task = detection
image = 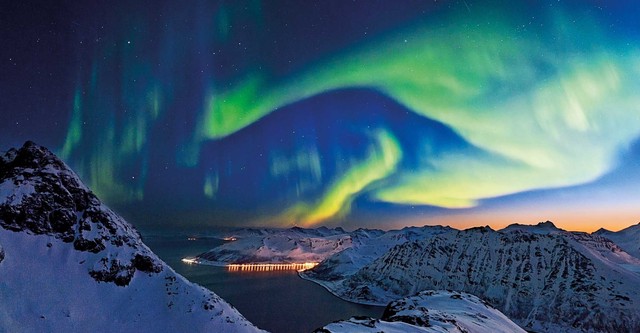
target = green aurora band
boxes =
[276,129,402,226]
[59,5,640,226]
[194,10,640,224]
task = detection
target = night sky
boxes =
[2,0,640,231]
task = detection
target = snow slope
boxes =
[0,141,264,332]
[315,290,525,333]
[306,226,453,281]
[595,223,640,259]
[195,227,352,265]
[307,226,640,332]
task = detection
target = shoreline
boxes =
[184,258,320,271]
[183,256,387,307]
[297,271,387,307]
[182,257,387,308]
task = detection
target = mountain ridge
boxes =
[303,227,640,332]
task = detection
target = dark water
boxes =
[141,232,384,333]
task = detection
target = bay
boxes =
[141,231,384,333]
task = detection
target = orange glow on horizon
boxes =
[392,208,640,233]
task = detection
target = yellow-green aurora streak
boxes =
[198,10,640,224]
[277,129,401,226]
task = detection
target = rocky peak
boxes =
[1,141,95,238]
[465,225,494,233]
[0,141,161,286]
[537,220,558,229]
[593,227,611,235]
[500,220,563,234]
[1,141,67,176]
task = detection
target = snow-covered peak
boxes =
[0,141,264,332]
[315,290,525,333]
[0,141,160,285]
[500,220,563,234]
[593,222,640,259]
[196,228,352,265]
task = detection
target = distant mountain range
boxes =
[195,226,352,265]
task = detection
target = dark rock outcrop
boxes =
[0,141,162,286]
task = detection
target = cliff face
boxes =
[0,141,163,285]
[0,141,264,332]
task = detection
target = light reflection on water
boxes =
[227,262,319,272]
[141,232,384,333]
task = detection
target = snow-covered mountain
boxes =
[304,226,453,282]
[195,226,352,265]
[595,223,640,259]
[0,141,264,332]
[186,216,640,332]
[315,290,525,333]
[305,225,640,332]
[194,224,453,272]
[500,220,563,234]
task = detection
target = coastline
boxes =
[297,271,387,307]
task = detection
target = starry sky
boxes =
[2,0,640,232]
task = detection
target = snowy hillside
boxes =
[595,223,640,259]
[305,226,453,281]
[315,290,525,333]
[194,225,452,273]
[194,226,352,265]
[306,226,640,332]
[0,141,264,332]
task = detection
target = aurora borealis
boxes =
[2,1,640,231]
